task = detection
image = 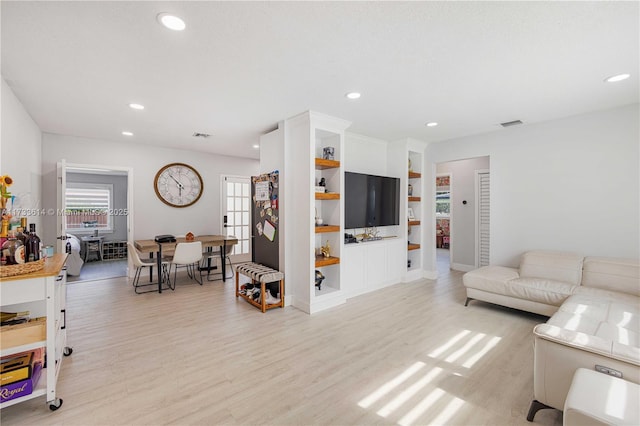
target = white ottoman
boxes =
[564,368,639,426]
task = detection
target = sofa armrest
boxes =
[463,266,519,293]
[533,323,640,366]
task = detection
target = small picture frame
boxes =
[407,208,415,220]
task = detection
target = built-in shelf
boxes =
[315,255,340,267]
[408,196,421,202]
[409,171,422,179]
[316,192,340,200]
[408,220,421,226]
[315,225,340,233]
[315,158,340,169]
[408,243,421,251]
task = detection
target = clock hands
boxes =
[167,173,186,198]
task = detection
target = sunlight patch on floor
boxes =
[376,368,443,417]
[358,329,504,425]
[358,362,425,409]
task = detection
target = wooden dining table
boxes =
[134,235,238,293]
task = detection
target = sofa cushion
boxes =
[519,250,584,285]
[581,256,640,297]
[507,277,576,306]
[537,294,640,365]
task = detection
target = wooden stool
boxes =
[235,262,284,313]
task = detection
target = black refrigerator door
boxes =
[251,173,279,270]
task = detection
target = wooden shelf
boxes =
[315,225,340,233]
[408,220,421,226]
[408,171,422,179]
[408,243,421,251]
[408,196,421,202]
[316,192,340,200]
[315,255,340,267]
[315,158,340,169]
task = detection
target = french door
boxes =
[222,175,251,263]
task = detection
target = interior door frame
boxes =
[57,160,134,257]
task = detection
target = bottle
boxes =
[16,226,27,245]
[25,223,41,262]
[1,231,24,265]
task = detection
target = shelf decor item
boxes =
[322,147,335,160]
[407,208,415,220]
[320,240,331,257]
[408,183,413,196]
[0,175,13,211]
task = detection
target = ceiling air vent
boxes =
[500,120,523,128]
[192,132,211,138]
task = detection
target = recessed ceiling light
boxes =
[157,13,186,31]
[252,144,260,149]
[345,92,361,100]
[605,73,630,83]
[425,122,438,127]
[129,103,145,110]
[122,131,133,136]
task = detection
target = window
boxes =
[65,183,113,232]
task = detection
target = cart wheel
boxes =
[49,398,63,411]
[63,347,73,356]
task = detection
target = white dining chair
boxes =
[128,242,171,293]
[200,236,235,282]
[168,241,203,286]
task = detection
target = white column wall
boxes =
[0,78,43,231]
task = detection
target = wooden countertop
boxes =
[1,253,68,282]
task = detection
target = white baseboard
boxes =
[451,263,475,272]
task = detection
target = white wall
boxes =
[426,104,639,269]
[0,78,42,231]
[41,133,259,246]
[436,156,490,269]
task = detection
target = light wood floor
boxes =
[1,263,563,425]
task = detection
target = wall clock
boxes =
[154,163,203,208]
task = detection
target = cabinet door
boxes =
[342,246,365,297]
[386,239,406,283]
[365,244,387,289]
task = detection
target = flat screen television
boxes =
[345,172,400,229]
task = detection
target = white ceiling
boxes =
[2,1,638,160]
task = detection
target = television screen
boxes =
[345,172,400,229]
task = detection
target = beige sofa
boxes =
[463,251,640,420]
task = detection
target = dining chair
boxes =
[128,242,171,293]
[168,241,203,286]
[200,237,235,282]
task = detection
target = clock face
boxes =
[154,163,203,208]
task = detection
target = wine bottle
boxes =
[25,223,41,262]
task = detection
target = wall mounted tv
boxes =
[344,172,400,229]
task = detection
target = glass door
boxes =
[222,175,251,263]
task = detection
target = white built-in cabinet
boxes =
[286,111,351,314]
[407,149,423,279]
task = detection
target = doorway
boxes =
[57,161,133,283]
[435,156,490,272]
[221,175,251,264]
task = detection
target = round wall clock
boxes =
[154,163,203,208]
